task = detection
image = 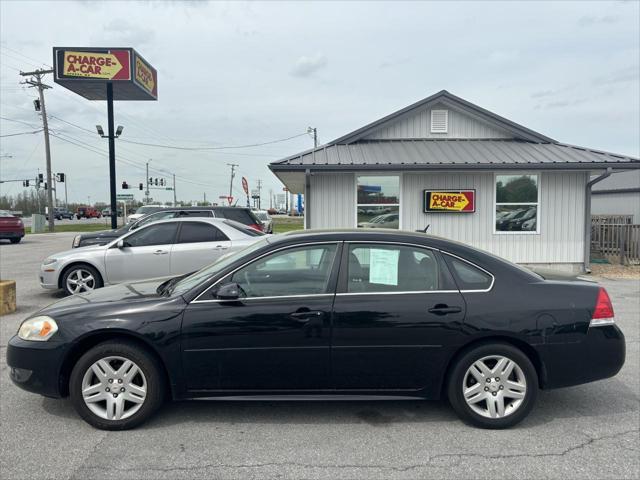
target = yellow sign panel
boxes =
[429,192,470,211]
[62,51,125,79]
[135,56,155,94]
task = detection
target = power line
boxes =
[0,116,41,129]
[0,45,52,68]
[118,132,309,151]
[0,129,43,137]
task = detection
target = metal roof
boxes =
[269,139,640,172]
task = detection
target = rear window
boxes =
[217,208,258,225]
[446,256,493,291]
[178,222,228,243]
[223,220,265,237]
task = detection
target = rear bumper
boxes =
[0,230,25,239]
[537,325,625,389]
[6,336,68,398]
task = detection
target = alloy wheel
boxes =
[81,356,147,421]
[66,269,97,294]
[462,355,527,419]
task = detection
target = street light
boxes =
[96,125,124,138]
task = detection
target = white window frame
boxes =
[493,172,541,235]
[354,173,402,230]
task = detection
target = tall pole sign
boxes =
[53,47,158,229]
[242,177,249,207]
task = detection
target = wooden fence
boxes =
[591,221,640,265]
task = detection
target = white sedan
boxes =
[40,218,265,295]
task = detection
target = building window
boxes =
[495,174,539,233]
[356,175,400,229]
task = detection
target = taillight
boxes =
[590,287,615,327]
[249,223,264,232]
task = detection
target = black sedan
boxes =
[7,230,625,430]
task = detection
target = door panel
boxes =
[170,241,231,275]
[180,242,341,392]
[330,243,466,391]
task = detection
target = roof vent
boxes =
[430,109,448,133]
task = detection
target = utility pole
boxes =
[145,160,151,204]
[64,174,68,207]
[173,173,177,206]
[308,126,318,148]
[256,179,262,210]
[21,68,55,232]
[227,163,239,206]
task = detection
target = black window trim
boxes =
[118,221,180,248]
[191,241,344,303]
[440,251,495,293]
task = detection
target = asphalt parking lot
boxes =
[1,233,638,480]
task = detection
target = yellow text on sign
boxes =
[135,57,155,93]
[429,192,469,211]
[63,51,123,79]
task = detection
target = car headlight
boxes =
[72,235,81,247]
[18,316,59,341]
[43,258,58,266]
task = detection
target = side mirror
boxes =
[117,239,126,249]
[216,283,241,300]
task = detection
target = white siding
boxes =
[401,171,587,264]
[592,192,640,223]
[364,104,511,140]
[309,173,355,228]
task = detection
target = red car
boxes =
[0,210,25,244]
[76,206,102,219]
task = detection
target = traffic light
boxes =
[122,181,129,189]
[139,183,144,191]
[38,173,44,184]
[160,178,164,186]
[154,178,158,186]
[56,173,65,183]
[149,177,153,185]
[33,99,40,111]
[43,182,47,190]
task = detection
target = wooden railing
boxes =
[591,221,640,265]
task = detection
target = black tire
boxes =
[10,238,21,244]
[447,342,538,429]
[61,264,103,296]
[69,341,165,430]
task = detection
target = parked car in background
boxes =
[267,208,278,215]
[46,207,74,221]
[126,205,165,223]
[0,210,25,244]
[10,229,625,430]
[76,206,102,219]
[358,212,399,229]
[72,206,265,248]
[40,217,264,295]
[253,210,273,233]
[101,207,123,217]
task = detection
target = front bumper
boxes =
[6,336,68,398]
[537,325,626,389]
[39,265,60,290]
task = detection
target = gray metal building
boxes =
[269,90,639,272]
[591,170,640,222]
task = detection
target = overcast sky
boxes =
[1,0,638,205]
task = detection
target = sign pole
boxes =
[106,82,118,230]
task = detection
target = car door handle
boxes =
[153,250,169,255]
[290,311,324,319]
[214,245,228,250]
[428,305,462,315]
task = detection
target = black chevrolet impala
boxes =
[8,230,625,430]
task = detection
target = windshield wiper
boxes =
[160,271,196,296]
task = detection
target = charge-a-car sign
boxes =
[424,190,475,213]
[62,50,131,80]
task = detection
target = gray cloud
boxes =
[290,53,328,78]
[578,15,619,26]
[593,67,640,86]
[94,19,156,47]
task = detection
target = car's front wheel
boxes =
[61,264,103,295]
[69,341,165,430]
[447,343,538,429]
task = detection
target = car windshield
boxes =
[0,210,13,217]
[167,237,270,296]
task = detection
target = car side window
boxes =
[177,222,229,243]
[229,244,338,298]
[347,244,439,293]
[445,256,493,290]
[134,211,177,229]
[125,223,178,247]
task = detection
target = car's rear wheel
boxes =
[447,343,538,429]
[69,341,165,430]
[61,264,103,295]
[10,238,21,244]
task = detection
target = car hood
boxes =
[38,277,174,315]
[82,229,120,238]
[51,244,107,259]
